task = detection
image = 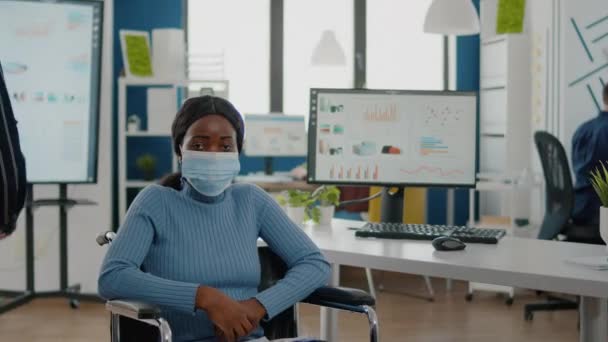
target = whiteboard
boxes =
[0,0,103,183]
[244,114,307,157]
[308,89,478,187]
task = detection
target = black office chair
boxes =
[96,231,378,341]
[523,131,603,321]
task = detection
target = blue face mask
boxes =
[181,150,240,197]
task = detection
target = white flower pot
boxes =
[287,206,306,225]
[600,207,608,250]
[318,206,335,226]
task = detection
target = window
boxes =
[283,0,354,118]
[187,0,270,113]
[367,0,443,90]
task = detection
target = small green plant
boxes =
[316,186,341,207]
[136,154,157,181]
[276,194,288,206]
[280,187,341,224]
[308,206,321,223]
[590,161,608,207]
[285,190,314,207]
[279,190,320,223]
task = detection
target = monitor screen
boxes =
[0,0,103,183]
[307,88,478,187]
[244,114,307,157]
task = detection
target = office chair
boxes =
[524,131,603,321]
[97,231,378,342]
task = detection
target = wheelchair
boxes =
[97,231,378,341]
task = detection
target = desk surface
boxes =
[304,219,608,299]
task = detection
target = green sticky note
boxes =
[496,0,526,34]
[125,35,153,77]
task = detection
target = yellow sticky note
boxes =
[125,35,153,77]
[496,0,526,34]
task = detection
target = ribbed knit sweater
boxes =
[98,181,330,342]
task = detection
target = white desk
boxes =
[303,219,608,342]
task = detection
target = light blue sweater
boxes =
[98,181,330,342]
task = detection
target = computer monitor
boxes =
[307,88,478,188]
[244,114,307,157]
[244,113,307,175]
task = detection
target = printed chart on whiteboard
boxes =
[310,90,477,186]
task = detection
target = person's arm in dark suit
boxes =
[0,62,27,239]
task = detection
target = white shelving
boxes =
[118,77,175,224]
[118,76,229,223]
[478,0,532,222]
[470,0,534,302]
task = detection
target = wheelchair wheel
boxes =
[465,293,473,302]
[69,299,80,309]
[505,297,514,306]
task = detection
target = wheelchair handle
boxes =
[96,231,116,246]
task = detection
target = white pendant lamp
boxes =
[424,0,480,36]
[311,30,346,66]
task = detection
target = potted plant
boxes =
[136,153,157,181]
[590,161,608,248]
[282,190,314,225]
[314,186,341,226]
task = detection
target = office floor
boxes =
[0,267,579,342]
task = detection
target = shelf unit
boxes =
[469,0,534,303]
[478,0,532,223]
[117,77,229,223]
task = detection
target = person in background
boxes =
[571,83,608,226]
[0,61,27,240]
[98,96,330,342]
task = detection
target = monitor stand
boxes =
[0,184,101,315]
[264,157,274,175]
[380,187,404,223]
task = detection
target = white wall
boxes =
[0,0,113,294]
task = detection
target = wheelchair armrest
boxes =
[105,300,162,320]
[302,286,375,311]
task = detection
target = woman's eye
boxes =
[223,145,233,152]
[192,143,205,150]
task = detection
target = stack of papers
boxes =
[564,256,608,270]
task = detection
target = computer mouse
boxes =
[432,236,466,251]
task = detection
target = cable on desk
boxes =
[337,190,384,208]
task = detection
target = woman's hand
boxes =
[214,299,266,342]
[239,298,267,325]
[196,286,255,342]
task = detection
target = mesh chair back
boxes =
[534,131,574,240]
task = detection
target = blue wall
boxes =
[112,1,184,225]
[426,0,480,226]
